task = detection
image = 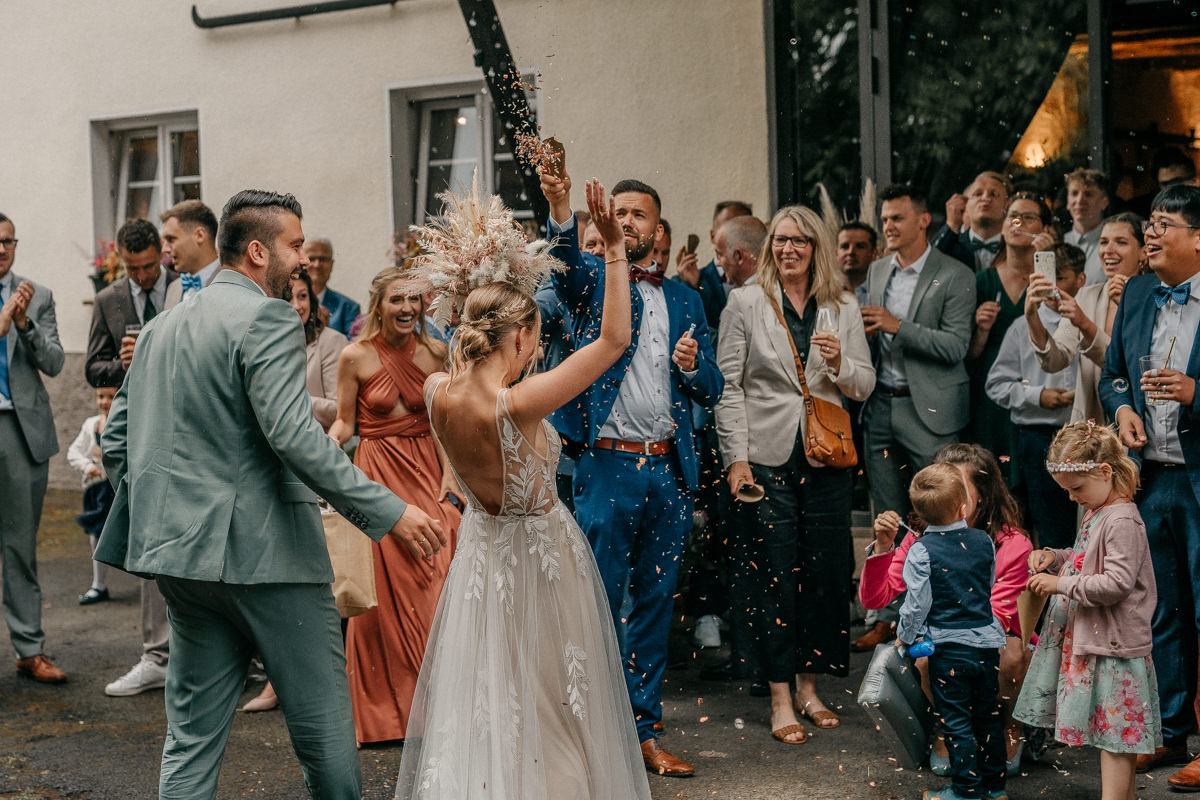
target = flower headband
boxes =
[1044,460,1103,474]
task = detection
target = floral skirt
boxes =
[1013,594,1162,754]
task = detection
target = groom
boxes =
[542,171,723,777]
[96,189,447,799]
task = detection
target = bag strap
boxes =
[764,289,815,405]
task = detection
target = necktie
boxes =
[970,239,1000,254]
[143,295,157,322]
[0,284,10,400]
[1153,283,1190,309]
[180,274,203,293]
[629,266,663,287]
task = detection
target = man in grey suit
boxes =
[854,185,975,650]
[0,212,68,684]
[860,183,976,516]
[86,218,180,694]
[96,190,447,799]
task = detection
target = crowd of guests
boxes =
[1,143,1199,795]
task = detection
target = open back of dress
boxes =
[393,377,651,800]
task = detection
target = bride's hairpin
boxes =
[402,171,564,327]
[1045,460,1102,473]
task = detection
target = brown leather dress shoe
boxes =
[1135,744,1190,773]
[15,654,67,684]
[851,621,896,652]
[640,738,695,777]
[1168,755,1200,790]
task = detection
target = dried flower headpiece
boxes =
[1045,460,1103,474]
[402,172,563,327]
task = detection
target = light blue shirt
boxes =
[878,245,932,389]
[985,307,1077,427]
[897,521,1008,649]
[186,259,221,298]
[1065,226,1103,285]
[1143,277,1200,464]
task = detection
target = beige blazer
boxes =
[306,325,347,431]
[1031,281,1111,424]
[715,283,876,468]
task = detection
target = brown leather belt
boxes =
[593,437,674,456]
[875,384,911,398]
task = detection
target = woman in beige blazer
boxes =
[1028,212,1145,425]
[715,205,875,744]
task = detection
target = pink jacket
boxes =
[1045,502,1156,659]
[860,524,1031,637]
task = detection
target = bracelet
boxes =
[605,257,627,264]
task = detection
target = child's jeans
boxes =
[929,642,1005,798]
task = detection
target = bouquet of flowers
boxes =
[92,239,125,285]
[404,173,562,327]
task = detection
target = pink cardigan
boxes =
[860,524,1031,637]
[1044,502,1156,658]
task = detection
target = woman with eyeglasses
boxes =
[714,205,875,745]
[966,192,1056,468]
[1027,211,1146,426]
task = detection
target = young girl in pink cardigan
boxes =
[1014,422,1160,800]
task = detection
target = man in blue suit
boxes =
[1100,184,1200,785]
[542,171,723,777]
[304,238,360,338]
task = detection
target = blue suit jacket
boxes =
[549,221,723,491]
[1099,273,1200,505]
[321,287,361,338]
[669,261,727,331]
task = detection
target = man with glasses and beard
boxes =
[95,189,447,799]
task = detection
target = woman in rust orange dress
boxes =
[329,266,461,745]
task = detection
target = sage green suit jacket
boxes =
[96,269,406,583]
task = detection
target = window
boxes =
[91,111,200,240]
[390,80,536,233]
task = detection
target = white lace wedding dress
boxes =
[394,380,652,800]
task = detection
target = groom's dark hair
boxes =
[218,189,303,267]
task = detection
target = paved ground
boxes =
[2,490,1195,798]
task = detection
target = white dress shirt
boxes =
[598,274,676,442]
[129,268,168,324]
[877,245,932,389]
[985,307,1077,427]
[1065,226,1104,285]
[1143,278,1200,464]
[967,229,1003,272]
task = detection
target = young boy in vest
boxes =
[897,462,1008,800]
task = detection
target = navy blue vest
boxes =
[920,525,996,631]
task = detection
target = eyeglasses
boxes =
[772,235,813,250]
[1007,213,1043,226]
[1143,219,1199,237]
[0,238,18,248]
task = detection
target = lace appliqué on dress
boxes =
[564,642,590,720]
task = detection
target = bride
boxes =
[393,179,652,799]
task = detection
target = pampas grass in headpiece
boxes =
[403,172,563,327]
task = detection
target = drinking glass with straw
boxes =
[1139,336,1177,405]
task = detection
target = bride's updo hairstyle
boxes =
[449,282,539,379]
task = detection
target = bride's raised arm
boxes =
[508,178,630,422]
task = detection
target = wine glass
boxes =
[815,307,837,337]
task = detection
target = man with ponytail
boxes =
[540,169,723,777]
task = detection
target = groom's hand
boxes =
[389,506,448,560]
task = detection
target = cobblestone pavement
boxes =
[2,490,1193,798]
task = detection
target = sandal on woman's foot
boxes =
[78,587,109,605]
[771,722,807,744]
[241,686,278,712]
[797,700,840,729]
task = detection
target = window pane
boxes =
[428,105,479,164]
[494,157,531,216]
[125,185,158,221]
[127,135,159,183]
[171,130,200,178]
[424,162,478,218]
[174,182,201,204]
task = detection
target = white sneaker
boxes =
[694,615,722,648]
[105,657,167,696]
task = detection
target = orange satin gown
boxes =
[344,335,460,744]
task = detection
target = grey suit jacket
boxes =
[85,272,178,388]
[5,274,65,463]
[97,269,407,584]
[865,247,976,435]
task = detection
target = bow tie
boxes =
[180,274,203,292]
[629,266,663,287]
[970,238,1000,254]
[1153,283,1190,308]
